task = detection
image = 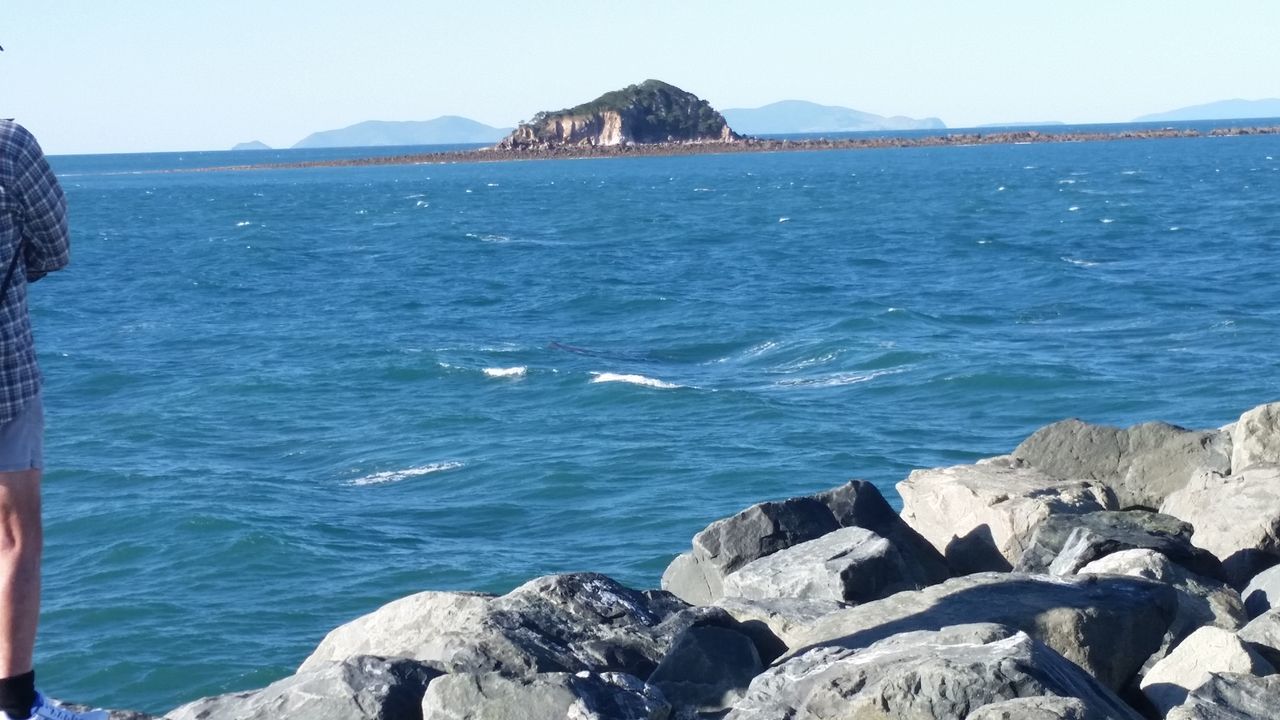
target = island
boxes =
[231,140,271,151]
[497,79,738,149]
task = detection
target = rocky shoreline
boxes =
[192,125,1280,174]
[75,400,1280,718]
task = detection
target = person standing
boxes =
[0,119,102,720]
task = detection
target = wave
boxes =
[483,366,527,378]
[347,462,464,487]
[1061,256,1099,268]
[590,372,682,389]
[774,368,904,389]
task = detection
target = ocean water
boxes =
[35,133,1280,712]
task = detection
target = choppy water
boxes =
[37,132,1280,712]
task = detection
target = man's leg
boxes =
[0,469,40,718]
[0,469,40,677]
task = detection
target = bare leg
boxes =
[0,470,41,677]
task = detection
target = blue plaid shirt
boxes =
[0,121,69,425]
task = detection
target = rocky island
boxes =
[78,401,1280,718]
[497,80,739,150]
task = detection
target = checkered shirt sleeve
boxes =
[0,121,70,424]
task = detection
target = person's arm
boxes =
[12,125,68,282]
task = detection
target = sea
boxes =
[35,121,1280,712]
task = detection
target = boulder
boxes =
[720,526,934,604]
[300,590,494,671]
[1166,672,1280,720]
[1241,565,1280,618]
[789,572,1177,691]
[813,479,951,583]
[301,574,698,680]
[1011,418,1231,510]
[713,597,846,657]
[725,624,1143,720]
[164,655,440,720]
[1161,466,1280,585]
[1237,608,1280,667]
[63,708,154,720]
[1076,549,1247,674]
[662,480,949,606]
[647,625,762,715]
[965,697,1091,719]
[1014,510,1222,579]
[1139,626,1275,716]
[1231,402,1280,471]
[421,671,669,720]
[897,464,1115,574]
[662,498,839,605]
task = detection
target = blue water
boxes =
[35,133,1280,712]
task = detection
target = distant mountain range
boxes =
[291,117,511,149]
[721,100,945,135]
[1135,98,1280,123]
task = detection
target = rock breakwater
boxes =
[83,401,1280,718]
[191,125,1280,174]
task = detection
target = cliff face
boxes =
[499,80,738,149]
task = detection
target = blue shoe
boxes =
[6,692,108,720]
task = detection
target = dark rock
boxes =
[64,707,155,720]
[164,655,440,720]
[662,498,840,605]
[1011,418,1230,510]
[721,526,931,604]
[813,479,951,583]
[789,572,1178,691]
[1014,510,1222,579]
[1241,565,1280,618]
[1166,672,1280,719]
[725,624,1143,720]
[421,671,670,720]
[647,625,762,715]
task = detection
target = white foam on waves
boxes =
[348,462,464,487]
[590,372,682,389]
[1061,256,1099,268]
[483,366,527,378]
[775,368,904,389]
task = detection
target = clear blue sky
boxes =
[3,0,1278,155]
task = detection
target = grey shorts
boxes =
[0,394,42,472]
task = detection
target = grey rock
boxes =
[1166,672,1280,720]
[164,655,440,720]
[789,572,1178,691]
[1011,417,1231,510]
[300,590,495,671]
[720,526,932,604]
[647,625,762,715]
[1076,549,1247,672]
[1231,402,1280,471]
[1161,466,1280,585]
[62,707,155,720]
[813,479,951,584]
[1237,608,1280,667]
[662,498,839,605]
[663,481,950,607]
[302,573,702,681]
[713,596,847,658]
[897,463,1115,574]
[1241,565,1280,618]
[965,696,1092,719]
[726,624,1143,720]
[1140,626,1275,716]
[421,671,669,720]
[1014,510,1222,579]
